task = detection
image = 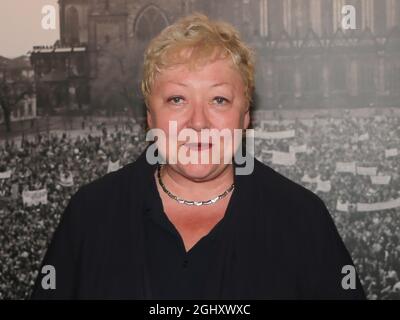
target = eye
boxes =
[167,96,185,105]
[212,96,229,105]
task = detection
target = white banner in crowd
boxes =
[385,148,398,158]
[357,198,400,212]
[260,120,280,128]
[335,162,356,174]
[0,170,12,179]
[59,173,74,187]
[301,174,320,183]
[358,133,369,141]
[22,189,48,207]
[302,174,331,193]
[289,144,308,154]
[336,200,350,212]
[336,197,400,213]
[255,129,296,140]
[316,180,332,193]
[356,166,377,176]
[107,160,121,173]
[261,149,273,154]
[272,151,296,166]
[370,175,391,185]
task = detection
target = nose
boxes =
[187,101,209,131]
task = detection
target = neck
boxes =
[158,164,234,201]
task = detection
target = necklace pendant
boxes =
[157,165,234,206]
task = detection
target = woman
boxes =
[32,13,365,299]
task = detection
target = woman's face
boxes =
[147,56,250,182]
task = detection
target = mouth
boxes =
[184,142,214,151]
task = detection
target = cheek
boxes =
[153,115,169,130]
[151,108,172,128]
[153,112,187,138]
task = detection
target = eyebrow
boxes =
[167,81,231,88]
[210,82,230,88]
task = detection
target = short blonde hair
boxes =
[141,12,255,107]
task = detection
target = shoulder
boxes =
[76,151,151,203]
[250,161,365,299]
[252,158,326,215]
[250,159,337,245]
[66,152,152,224]
[76,162,136,201]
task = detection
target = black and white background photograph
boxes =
[0,0,400,300]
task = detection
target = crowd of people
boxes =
[0,111,399,299]
[0,119,148,299]
[253,110,400,300]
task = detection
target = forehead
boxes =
[152,57,244,89]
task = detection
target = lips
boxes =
[184,142,213,151]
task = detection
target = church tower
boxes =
[59,0,89,46]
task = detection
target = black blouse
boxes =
[144,167,236,299]
[31,149,366,299]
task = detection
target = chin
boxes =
[175,163,225,182]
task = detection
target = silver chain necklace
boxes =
[157,165,235,206]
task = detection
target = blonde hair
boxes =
[141,12,256,107]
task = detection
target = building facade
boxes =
[30,0,400,111]
[0,56,36,125]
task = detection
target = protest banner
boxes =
[316,180,332,193]
[370,175,391,185]
[59,172,74,187]
[356,197,400,212]
[335,162,356,174]
[0,170,12,179]
[336,197,400,212]
[22,189,48,207]
[107,160,121,173]
[289,144,308,154]
[385,148,398,158]
[255,129,296,140]
[272,151,296,166]
[356,166,377,176]
[336,200,349,212]
[358,133,369,141]
[301,174,320,183]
